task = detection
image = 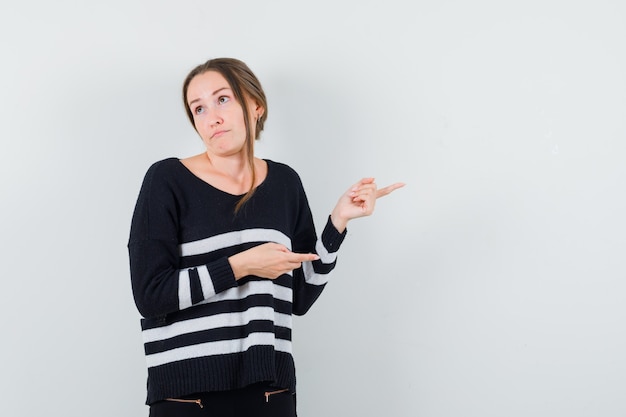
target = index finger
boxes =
[376,182,405,199]
[289,252,320,262]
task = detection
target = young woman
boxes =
[128,57,403,417]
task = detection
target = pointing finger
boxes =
[376,182,405,198]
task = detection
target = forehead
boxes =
[187,71,231,99]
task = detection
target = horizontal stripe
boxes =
[198,280,293,306]
[180,294,292,323]
[144,320,292,355]
[175,276,292,314]
[145,332,293,368]
[143,307,292,343]
[179,229,292,257]
[141,281,294,331]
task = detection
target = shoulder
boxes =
[140,157,183,185]
[136,157,184,199]
[144,157,180,177]
[266,159,302,182]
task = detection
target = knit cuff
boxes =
[208,257,238,294]
[321,215,347,253]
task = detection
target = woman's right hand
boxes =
[228,242,320,280]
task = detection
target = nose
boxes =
[205,106,222,126]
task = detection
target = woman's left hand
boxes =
[330,178,405,232]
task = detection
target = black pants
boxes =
[149,383,297,417]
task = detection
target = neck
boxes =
[206,151,254,186]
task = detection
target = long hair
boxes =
[182,58,268,213]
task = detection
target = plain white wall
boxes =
[2,1,625,416]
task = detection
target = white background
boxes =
[2,1,625,416]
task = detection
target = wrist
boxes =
[228,253,247,280]
[330,210,348,233]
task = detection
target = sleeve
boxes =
[127,162,238,319]
[290,178,347,316]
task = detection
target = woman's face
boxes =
[186,71,260,158]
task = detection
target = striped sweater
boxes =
[128,158,346,404]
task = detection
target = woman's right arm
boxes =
[128,238,237,319]
[127,162,238,319]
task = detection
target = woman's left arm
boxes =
[291,177,404,315]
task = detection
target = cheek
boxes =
[193,116,209,133]
[195,125,212,143]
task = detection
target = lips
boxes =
[211,129,228,139]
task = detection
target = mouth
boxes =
[211,130,228,139]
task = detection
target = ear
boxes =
[255,103,265,118]
[248,97,264,118]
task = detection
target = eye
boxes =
[194,106,204,115]
[217,96,230,105]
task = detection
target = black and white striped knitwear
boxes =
[128,158,346,405]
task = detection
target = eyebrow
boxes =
[188,87,231,106]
